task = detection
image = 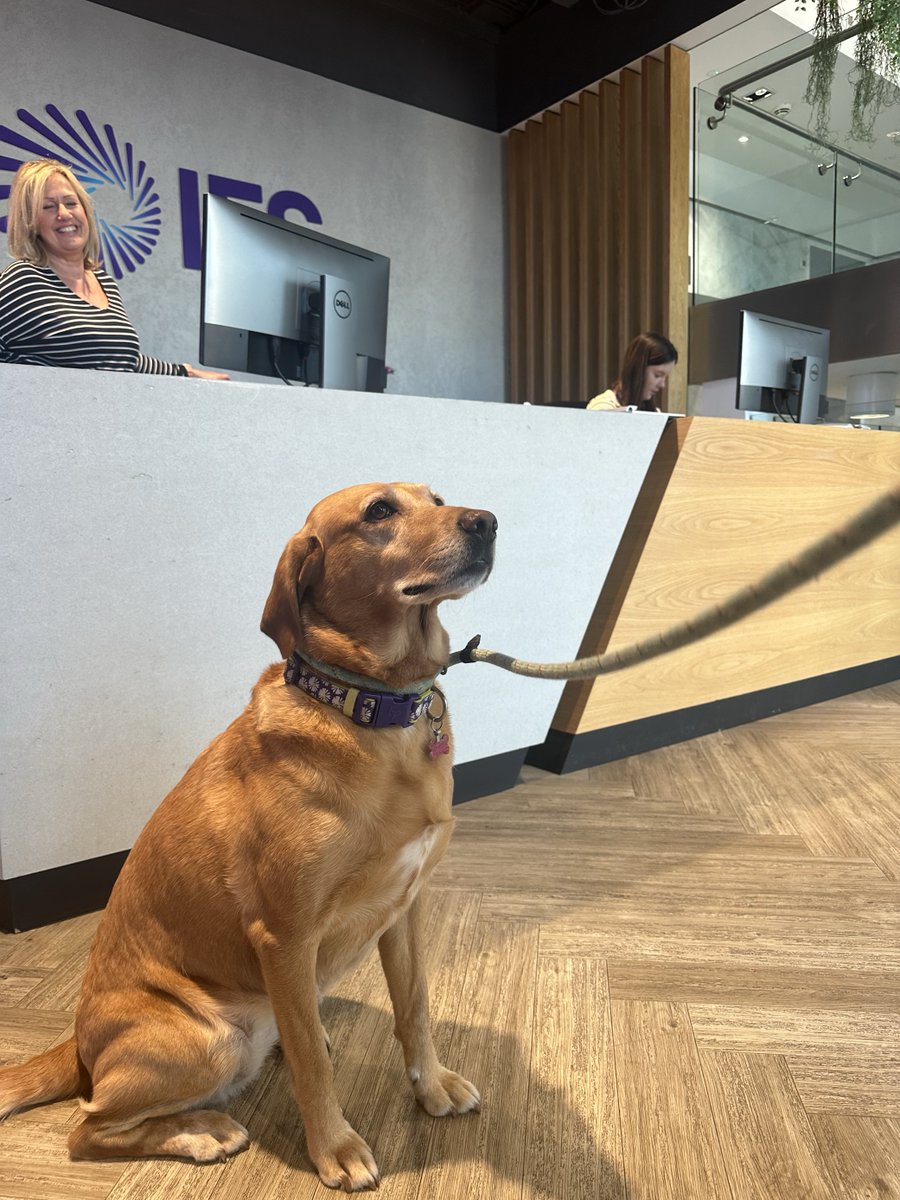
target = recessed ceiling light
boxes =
[738,135,750,143]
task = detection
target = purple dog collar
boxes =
[284,653,433,729]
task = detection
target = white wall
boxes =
[693,377,742,418]
[0,367,668,878]
[0,0,505,403]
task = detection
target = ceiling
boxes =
[423,0,554,31]
[86,0,743,131]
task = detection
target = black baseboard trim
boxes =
[0,849,129,934]
[10,650,893,934]
[0,749,527,933]
[526,656,900,775]
[452,747,526,806]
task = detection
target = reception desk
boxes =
[530,415,900,773]
[4,374,897,929]
[0,366,668,929]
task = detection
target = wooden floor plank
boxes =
[607,959,900,1010]
[697,1050,834,1199]
[0,1007,73,1062]
[0,914,100,971]
[523,957,624,1199]
[538,917,900,971]
[420,919,539,1200]
[810,1113,900,1198]
[625,739,744,820]
[815,753,900,881]
[691,731,803,836]
[610,1000,735,1199]
[791,1054,900,1118]
[691,1004,900,1118]
[690,1004,900,1054]
[332,890,485,1200]
[0,1127,123,1200]
[0,969,48,1006]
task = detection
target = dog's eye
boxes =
[433,496,445,507]
[364,500,395,522]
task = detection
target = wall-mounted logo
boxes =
[0,105,161,279]
[177,171,323,271]
[1,104,325,276]
[333,289,352,318]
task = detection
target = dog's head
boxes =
[261,483,496,686]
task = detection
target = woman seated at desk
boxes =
[587,331,677,412]
[0,158,226,378]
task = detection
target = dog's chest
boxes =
[317,820,449,989]
[387,823,442,904]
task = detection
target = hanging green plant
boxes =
[799,0,900,142]
[850,0,900,139]
[802,0,842,140]
[801,0,900,141]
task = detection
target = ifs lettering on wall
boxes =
[0,105,322,279]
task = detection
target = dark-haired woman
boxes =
[587,331,677,412]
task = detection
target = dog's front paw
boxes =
[411,1066,481,1117]
[308,1123,380,1192]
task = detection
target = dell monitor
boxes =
[200,195,390,390]
[736,311,829,424]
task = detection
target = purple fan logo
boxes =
[0,105,160,279]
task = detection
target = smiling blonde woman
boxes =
[1,158,227,378]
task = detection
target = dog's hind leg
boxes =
[69,1002,256,1163]
[69,1108,250,1162]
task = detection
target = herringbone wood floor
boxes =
[1,683,899,1199]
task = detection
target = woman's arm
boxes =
[135,353,229,380]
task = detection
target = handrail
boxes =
[714,18,873,101]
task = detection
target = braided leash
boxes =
[446,482,900,682]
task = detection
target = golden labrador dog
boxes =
[0,481,497,1192]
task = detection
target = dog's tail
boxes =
[0,1036,84,1120]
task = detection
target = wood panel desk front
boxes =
[531,416,900,773]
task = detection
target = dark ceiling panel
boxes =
[87,0,503,127]
[499,0,744,128]
[86,0,743,131]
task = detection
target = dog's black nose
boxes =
[458,510,498,544]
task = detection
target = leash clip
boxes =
[443,634,482,672]
[460,634,482,662]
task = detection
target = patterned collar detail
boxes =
[284,653,434,729]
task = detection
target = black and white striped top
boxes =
[0,260,186,375]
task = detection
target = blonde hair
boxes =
[7,159,101,269]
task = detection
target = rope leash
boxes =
[446,482,900,682]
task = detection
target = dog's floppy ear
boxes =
[260,531,323,659]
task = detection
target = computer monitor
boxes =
[736,311,829,424]
[200,195,390,390]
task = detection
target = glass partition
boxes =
[693,19,900,304]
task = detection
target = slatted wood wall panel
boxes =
[664,48,691,411]
[505,45,690,410]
